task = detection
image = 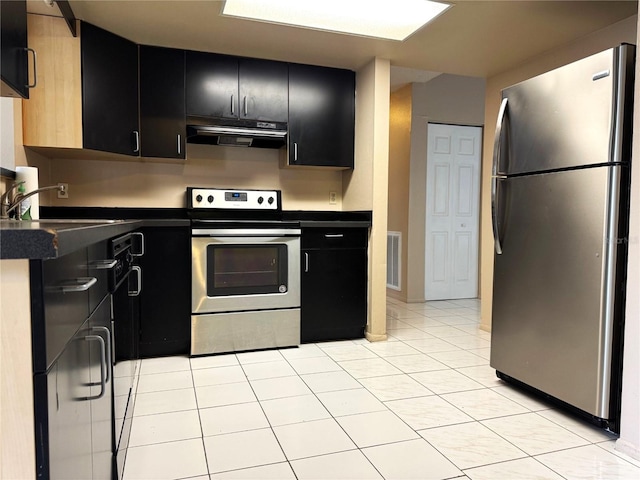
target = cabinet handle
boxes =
[81,335,106,401]
[177,134,181,155]
[128,266,142,296]
[304,252,309,273]
[294,142,298,162]
[48,277,97,293]
[90,326,112,383]
[231,94,235,115]
[25,48,37,88]
[131,232,145,257]
[88,260,117,270]
[243,96,248,116]
[324,234,344,238]
[133,130,140,153]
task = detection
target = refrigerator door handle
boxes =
[492,97,509,255]
[491,175,506,255]
[493,97,508,176]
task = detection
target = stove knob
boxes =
[257,196,264,205]
[268,197,274,205]
[195,194,203,203]
[207,195,214,203]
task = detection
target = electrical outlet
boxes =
[57,183,69,199]
[329,191,337,205]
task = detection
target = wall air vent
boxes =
[387,231,401,290]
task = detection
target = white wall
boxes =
[616,11,640,461]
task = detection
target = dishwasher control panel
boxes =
[187,187,281,210]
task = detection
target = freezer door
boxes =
[491,166,625,418]
[498,47,623,175]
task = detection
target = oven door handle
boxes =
[191,228,301,237]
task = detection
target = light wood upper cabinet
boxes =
[23,15,140,157]
[22,14,82,149]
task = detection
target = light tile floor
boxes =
[123,298,640,480]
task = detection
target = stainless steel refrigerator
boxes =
[490,44,635,433]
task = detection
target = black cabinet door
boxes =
[81,22,139,155]
[186,51,238,119]
[301,248,367,342]
[186,52,288,123]
[46,321,93,480]
[39,248,90,372]
[138,226,191,357]
[288,64,355,168]
[1,0,30,98]
[140,46,186,159]
[88,298,114,480]
[239,58,288,122]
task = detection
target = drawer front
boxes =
[43,248,90,368]
[302,227,368,249]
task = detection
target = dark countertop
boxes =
[0,219,143,259]
[1,207,371,260]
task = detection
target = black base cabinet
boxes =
[301,227,368,342]
[138,226,191,357]
[31,243,114,480]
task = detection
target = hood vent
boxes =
[186,117,287,148]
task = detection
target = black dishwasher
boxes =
[301,226,368,343]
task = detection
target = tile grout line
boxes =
[238,351,300,480]
[290,344,388,479]
[188,357,213,478]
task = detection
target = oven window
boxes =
[206,245,288,297]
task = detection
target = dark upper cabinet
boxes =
[288,64,355,168]
[186,52,237,119]
[238,58,288,122]
[1,0,32,98]
[140,46,186,159]
[81,22,139,156]
[186,51,288,122]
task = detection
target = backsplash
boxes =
[27,143,344,211]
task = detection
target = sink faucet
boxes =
[1,182,65,219]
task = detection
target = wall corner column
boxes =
[344,57,390,342]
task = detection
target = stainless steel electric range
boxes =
[188,187,301,355]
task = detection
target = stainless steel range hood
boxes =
[186,116,287,148]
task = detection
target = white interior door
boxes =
[425,123,481,300]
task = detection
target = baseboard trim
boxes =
[615,438,640,461]
[365,332,388,342]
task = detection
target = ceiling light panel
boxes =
[221,0,451,41]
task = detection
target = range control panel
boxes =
[188,187,280,210]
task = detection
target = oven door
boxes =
[192,232,300,314]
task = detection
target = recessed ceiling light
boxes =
[221,0,451,42]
